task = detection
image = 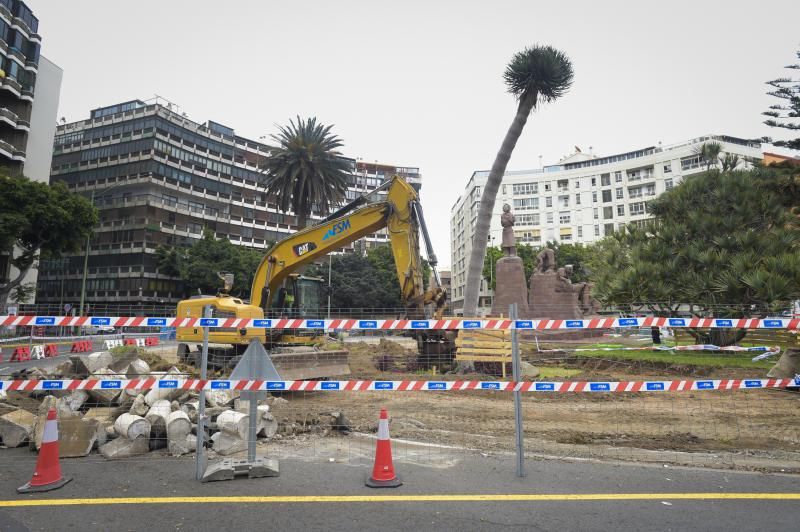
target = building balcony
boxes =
[0,4,10,23]
[20,85,34,101]
[29,33,41,45]
[1,76,21,96]
[0,40,7,55]
[11,17,33,39]
[6,46,24,64]
[0,106,18,126]
[24,59,37,72]
[0,138,13,157]
[11,148,25,161]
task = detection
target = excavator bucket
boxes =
[268,347,350,380]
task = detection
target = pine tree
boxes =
[763,48,800,151]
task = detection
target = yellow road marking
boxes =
[2,493,800,507]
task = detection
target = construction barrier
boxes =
[0,376,797,393]
[1,315,799,330]
[69,340,92,353]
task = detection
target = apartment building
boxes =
[36,98,421,308]
[449,134,762,315]
[0,0,62,311]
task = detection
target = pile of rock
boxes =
[0,350,349,460]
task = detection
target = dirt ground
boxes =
[272,338,800,472]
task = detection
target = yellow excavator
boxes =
[175,176,449,379]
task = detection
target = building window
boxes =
[516,213,540,225]
[574,179,580,189]
[603,206,613,219]
[575,193,581,205]
[512,198,539,210]
[601,174,611,186]
[617,205,625,216]
[557,179,569,193]
[561,233,572,241]
[545,197,553,208]
[663,162,672,173]
[591,176,596,186]
[615,171,623,182]
[593,207,599,220]
[512,183,538,195]
[615,187,623,199]
[630,202,646,215]
[604,223,615,235]
[559,195,569,208]
[577,226,583,238]
[544,182,551,192]
[594,225,600,236]
[602,190,612,202]
[546,212,554,224]
[665,178,674,190]
[644,183,656,196]
[559,212,571,224]
[592,191,597,203]
[681,155,702,171]
[628,186,642,198]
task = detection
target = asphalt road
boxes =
[0,447,797,531]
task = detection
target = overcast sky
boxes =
[32,0,800,267]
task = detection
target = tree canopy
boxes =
[762,47,800,151]
[306,245,431,314]
[260,116,351,228]
[590,166,800,322]
[156,229,266,299]
[0,173,97,310]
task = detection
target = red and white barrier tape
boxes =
[2,377,797,393]
[2,315,798,330]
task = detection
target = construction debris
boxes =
[166,410,192,456]
[100,435,150,459]
[114,413,151,440]
[0,409,35,447]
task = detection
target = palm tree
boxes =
[462,45,574,317]
[692,141,722,170]
[261,116,351,228]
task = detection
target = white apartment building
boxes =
[449,134,763,315]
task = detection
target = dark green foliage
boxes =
[504,45,575,106]
[0,173,97,309]
[156,229,266,299]
[260,116,351,227]
[762,47,800,151]
[306,245,432,312]
[590,167,800,323]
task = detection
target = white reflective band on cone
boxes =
[42,420,58,444]
[377,419,389,440]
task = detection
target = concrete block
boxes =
[100,435,150,459]
[0,409,35,447]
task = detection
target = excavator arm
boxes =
[250,176,446,318]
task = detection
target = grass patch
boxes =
[536,366,582,378]
[572,348,775,369]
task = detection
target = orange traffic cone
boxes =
[18,408,72,493]
[366,408,402,488]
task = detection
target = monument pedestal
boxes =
[491,256,529,318]
[527,272,582,320]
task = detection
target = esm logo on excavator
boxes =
[322,218,351,240]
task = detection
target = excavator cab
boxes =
[269,274,324,318]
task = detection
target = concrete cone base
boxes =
[201,457,279,482]
[17,476,72,494]
[366,475,402,488]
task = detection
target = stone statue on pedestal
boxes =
[490,205,528,317]
[500,204,516,257]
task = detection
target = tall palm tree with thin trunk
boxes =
[462,45,574,317]
[261,116,351,228]
[692,140,723,171]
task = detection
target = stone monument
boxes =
[490,205,529,318]
[528,252,600,319]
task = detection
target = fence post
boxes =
[195,305,211,480]
[510,303,525,477]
